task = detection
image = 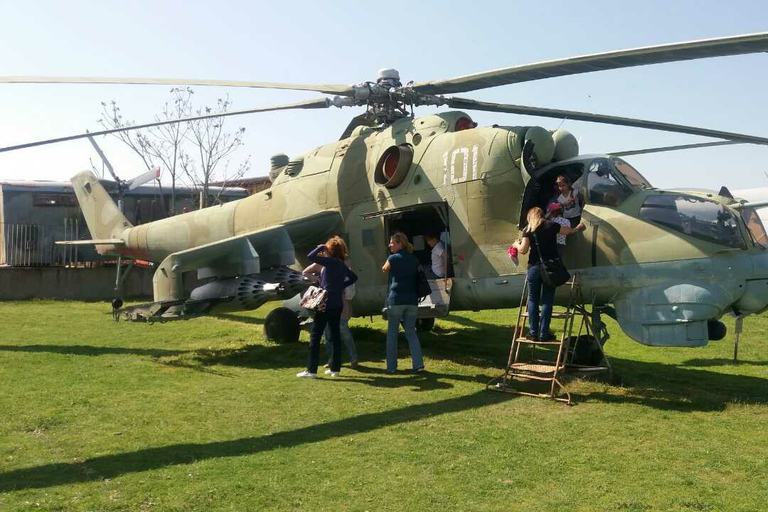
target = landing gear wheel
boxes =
[416,318,435,332]
[568,335,604,366]
[264,307,300,344]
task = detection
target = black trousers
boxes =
[308,307,342,373]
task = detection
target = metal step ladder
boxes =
[488,272,610,405]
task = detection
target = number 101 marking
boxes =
[443,145,479,185]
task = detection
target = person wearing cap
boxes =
[546,202,572,259]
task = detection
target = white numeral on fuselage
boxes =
[443,145,478,185]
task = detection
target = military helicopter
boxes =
[3,32,768,348]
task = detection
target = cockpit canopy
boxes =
[639,194,745,249]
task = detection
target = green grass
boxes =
[1,300,768,511]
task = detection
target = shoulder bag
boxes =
[300,285,328,312]
[532,232,571,287]
[415,264,432,302]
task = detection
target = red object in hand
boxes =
[507,245,519,266]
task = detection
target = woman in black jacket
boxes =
[512,207,584,341]
[296,236,357,379]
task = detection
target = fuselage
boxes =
[103,111,768,346]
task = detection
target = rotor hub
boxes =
[327,69,446,125]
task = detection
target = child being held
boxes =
[547,202,573,259]
[508,202,582,265]
[556,174,584,227]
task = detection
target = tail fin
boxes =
[70,171,132,240]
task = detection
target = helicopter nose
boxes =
[733,251,768,315]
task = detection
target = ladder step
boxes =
[515,337,563,345]
[521,312,572,319]
[509,362,565,374]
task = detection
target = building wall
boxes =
[0,183,247,266]
[0,185,4,265]
[0,267,201,300]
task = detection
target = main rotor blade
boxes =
[445,97,768,145]
[0,76,355,96]
[0,98,330,154]
[414,32,768,95]
[609,141,742,157]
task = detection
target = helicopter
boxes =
[2,32,768,349]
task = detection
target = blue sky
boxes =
[0,0,766,191]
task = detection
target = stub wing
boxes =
[152,210,343,303]
[182,225,296,280]
[55,239,125,246]
[179,209,343,279]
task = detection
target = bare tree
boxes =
[180,96,251,208]
[98,88,249,213]
[147,88,193,214]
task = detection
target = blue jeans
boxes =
[386,304,424,372]
[324,319,357,364]
[527,264,556,339]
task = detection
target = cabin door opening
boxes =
[382,202,453,318]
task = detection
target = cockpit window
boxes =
[741,208,768,249]
[640,194,745,249]
[586,159,631,206]
[612,158,652,188]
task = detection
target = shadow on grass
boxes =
[681,358,768,368]
[580,357,768,412]
[342,366,497,392]
[0,344,188,358]
[442,313,507,331]
[0,390,514,492]
[211,313,264,326]
[348,323,512,371]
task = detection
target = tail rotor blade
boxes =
[127,166,160,190]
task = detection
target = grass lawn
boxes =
[1,300,768,511]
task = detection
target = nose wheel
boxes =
[416,317,436,331]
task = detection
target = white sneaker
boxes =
[324,369,340,377]
[296,371,317,379]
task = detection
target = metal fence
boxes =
[1,219,108,267]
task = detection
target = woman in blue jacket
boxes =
[297,236,358,379]
[382,232,425,374]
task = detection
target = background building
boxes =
[0,179,247,266]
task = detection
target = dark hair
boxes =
[424,232,439,240]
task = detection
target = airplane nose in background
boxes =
[733,252,768,315]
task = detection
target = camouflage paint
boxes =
[70,112,768,347]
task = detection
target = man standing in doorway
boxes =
[424,232,447,279]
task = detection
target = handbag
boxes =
[300,285,328,312]
[415,265,432,302]
[532,232,571,287]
